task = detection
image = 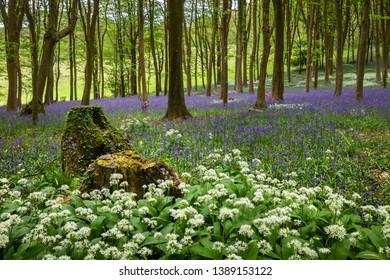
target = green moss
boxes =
[61,106,133,175]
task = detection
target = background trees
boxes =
[0,0,389,115]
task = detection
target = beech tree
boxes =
[80,0,100,106]
[271,0,284,100]
[220,0,232,105]
[0,0,28,111]
[254,0,271,109]
[356,0,370,100]
[163,0,191,120]
[36,0,78,104]
[138,0,148,109]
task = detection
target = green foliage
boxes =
[1,148,389,260]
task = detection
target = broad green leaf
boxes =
[361,227,384,250]
[281,236,295,260]
[10,225,30,240]
[329,239,350,260]
[70,195,84,208]
[355,251,386,260]
[242,241,259,260]
[91,215,106,229]
[189,244,218,259]
[142,236,167,246]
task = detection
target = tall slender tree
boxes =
[0,0,28,111]
[254,0,271,109]
[249,0,258,94]
[220,0,231,104]
[271,0,284,100]
[206,0,219,97]
[234,0,245,93]
[163,0,191,120]
[80,0,100,106]
[36,0,78,104]
[356,0,370,100]
[138,0,148,109]
[333,0,344,96]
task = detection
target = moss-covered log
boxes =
[19,100,45,116]
[82,150,183,199]
[61,106,133,175]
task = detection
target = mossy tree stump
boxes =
[82,150,183,199]
[20,100,45,116]
[61,106,133,175]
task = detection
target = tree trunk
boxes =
[148,0,161,96]
[249,0,258,94]
[163,0,191,120]
[271,0,284,100]
[138,0,149,108]
[304,0,317,93]
[128,1,138,96]
[36,0,78,103]
[235,0,244,93]
[324,1,335,84]
[356,0,370,100]
[183,15,192,96]
[206,0,219,96]
[254,0,271,109]
[0,0,27,112]
[81,0,99,106]
[380,0,388,88]
[26,2,39,124]
[333,0,344,96]
[220,0,231,104]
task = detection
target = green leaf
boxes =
[10,225,30,240]
[281,236,295,260]
[300,222,316,238]
[213,222,222,237]
[361,227,384,250]
[13,242,33,260]
[91,215,106,229]
[329,239,350,260]
[242,241,259,260]
[61,204,75,215]
[355,251,387,260]
[189,244,218,259]
[70,195,84,208]
[142,236,167,246]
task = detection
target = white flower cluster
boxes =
[324,222,347,241]
[0,214,22,248]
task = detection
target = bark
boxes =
[206,0,219,96]
[81,0,99,106]
[220,0,232,105]
[235,0,245,93]
[380,0,388,88]
[303,0,317,93]
[26,2,39,124]
[254,0,271,109]
[148,0,161,96]
[333,0,344,96]
[249,0,258,94]
[163,0,191,120]
[0,0,28,112]
[36,0,78,103]
[128,1,138,96]
[356,0,370,100]
[271,0,284,100]
[138,0,148,108]
[324,0,334,84]
[183,13,192,96]
[374,0,381,83]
